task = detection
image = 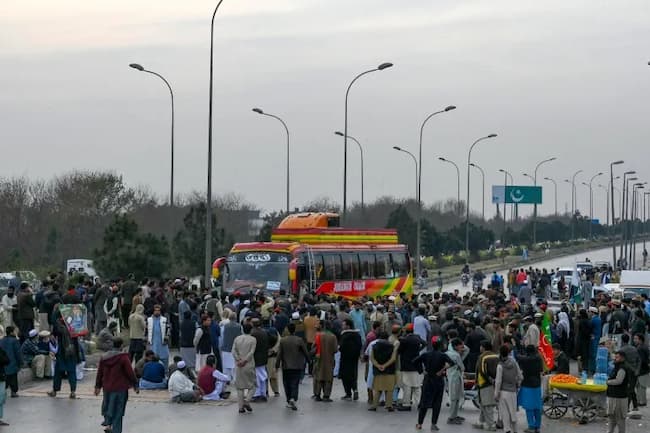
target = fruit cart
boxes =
[543,374,607,423]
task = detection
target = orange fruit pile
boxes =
[550,374,578,384]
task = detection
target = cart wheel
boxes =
[572,397,598,422]
[543,394,568,419]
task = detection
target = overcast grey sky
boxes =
[2,0,649,221]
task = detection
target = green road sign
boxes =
[492,185,542,204]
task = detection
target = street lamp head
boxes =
[582,182,589,186]
[499,169,506,173]
[564,179,571,183]
[625,170,636,175]
[377,62,393,70]
[129,63,144,71]
[444,105,457,112]
[544,177,551,181]
[252,107,264,115]
[334,131,344,137]
[438,157,447,162]
[470,163,477,167]
[523,172,530,177]
[597,172,603,176]
[487,133,497,138]
[629,177,638,181]
[393,146,402,151]
[612,160,624,165]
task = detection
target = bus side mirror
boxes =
[212,257,226,279]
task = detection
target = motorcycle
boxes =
[461,273,470,287]
[472,277,484,292]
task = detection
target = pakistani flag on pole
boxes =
[540,311,554,370]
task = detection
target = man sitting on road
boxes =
[198,354,230,401]
[168,361,202,403]
[21,329,52,379]
[139,354,167,390]
[97,322,118,352]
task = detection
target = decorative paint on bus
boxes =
[315,274,413,299]
[271,228,398,245]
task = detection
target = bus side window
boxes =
[376,253,394,278]
[323,254,342,280]
[341,253,360,280]
[312,253,325,282]
[359,253,375,279]
[391,252,409,277]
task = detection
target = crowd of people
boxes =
[0,264,648,433]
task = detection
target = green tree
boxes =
[95,215,170,279]
[173,203,230,276]
[386,205,417,255]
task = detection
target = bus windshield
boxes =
[225,252,290,292]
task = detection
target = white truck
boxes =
[613,270,650,299]
[66,259,98,279]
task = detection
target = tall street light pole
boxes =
[336,131,364,210]
[570,169,583,240]
[393,146,419,276]
[393,147,418,200]
[500,169,514,222]
[498,169,511,246]
[465,134,497,262]
[252,108,290,213]
[598,184,609,225]
[642,191,650,253]
[631,183,645,268]
[205,0,226,290]
[587,172,603,238]
[609,161,624,266]
[469,163,485,220]
[623,176,639,266]
[129,63,175,207]
[531,157,556,245]
[523,173,535,184]
[343,62,393,218]
[416,106,456,282]
[543,177,558,217]
[619,170,635,267]
[438,157,461,214]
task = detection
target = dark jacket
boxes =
[338,329,362,379]
[0,347,10,381]
[516,353,543,388]
[96,351,138,392]
[553,351,571,375]
[372,339,396,375]
[0,336,22,375]
[275,335,309,371]
[476,350,499,389]
[179,318,196,348]
[17,292,36,320]
[398,334,425,372]
[251,327,269,367]
[607,361,631,398]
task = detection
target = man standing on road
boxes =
[413,307,430,343]
[233,323,256,414]
[313,321,337,402]
[607,351,632,433]
[16,283,35,343]
[474,341,499,431]
[446,338,469,424]
[250,318,269,402]
[338,318,362,401]
[95,337,139,433]
[276,322,309,410]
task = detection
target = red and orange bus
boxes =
[212,213,413,299]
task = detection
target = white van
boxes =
[66,259,98,279]
[614,270,650,299]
